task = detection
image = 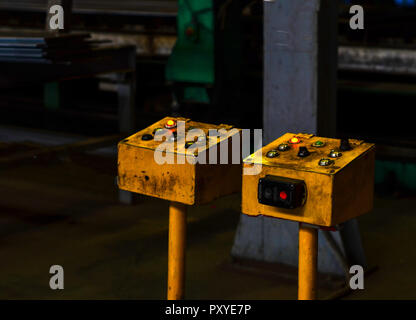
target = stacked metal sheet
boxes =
[0,32,105,63]
[0,0,178,17]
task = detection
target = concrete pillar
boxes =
[232,0,366,277]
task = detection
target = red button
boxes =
[280,191,288,200]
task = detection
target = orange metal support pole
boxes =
[167,201,187,300]
[298,223,318,300]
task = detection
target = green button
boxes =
[313,141,325,147]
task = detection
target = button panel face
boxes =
[245,133,371,175]
[124,117,238,159]
[264,135,349,166]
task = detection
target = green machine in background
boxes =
[166,0,242,109]
[166,0,214,104]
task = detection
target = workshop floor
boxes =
[0,145,415,300]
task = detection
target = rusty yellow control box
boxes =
[242,133,375,227]
[118,117,242,205]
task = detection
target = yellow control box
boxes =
[118,117,242,205]
[242,133,375,227]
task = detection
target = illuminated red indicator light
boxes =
[186,27,195,36]
[290,137,301,144]
[280,191,288,200]
[165,119,177,129]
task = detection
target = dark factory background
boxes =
[0,0,415,300]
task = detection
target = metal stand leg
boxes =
[298,223,318,300]
[168,202,187,300]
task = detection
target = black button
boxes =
[340,138,352,151]
[298,146,310,157]
[141,134,154,141]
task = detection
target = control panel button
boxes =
[278,143,291,151]
[312,141,325,148]
[266,150,280,158]
[298,146,311,158]
[153,128,165,135]
[141,134,154,141]
[258,175,306,209]
[319,158,334,166]
[165,119,177,129]
[340,138,352,151]
[289,137,301,144]
[329,150,342,158]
